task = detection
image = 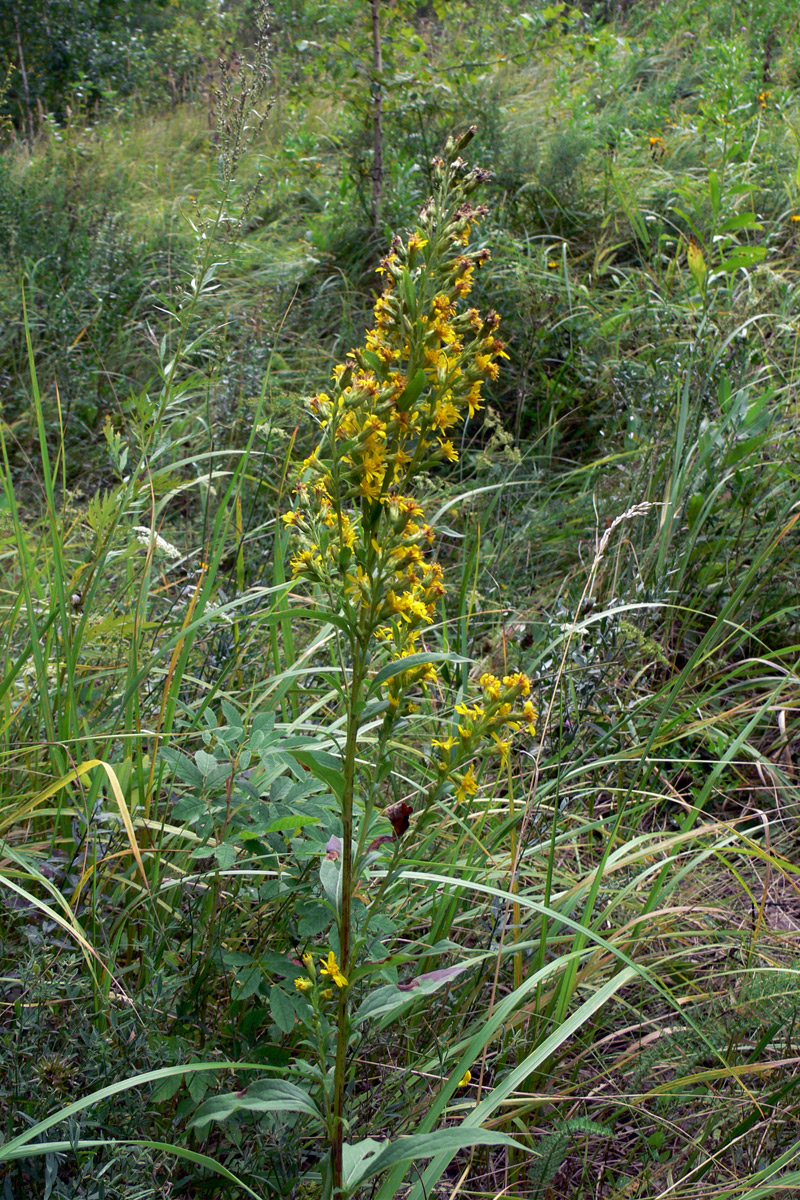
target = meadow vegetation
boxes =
[2,1,800,1197]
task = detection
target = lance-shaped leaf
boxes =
[291,748,345,800]
[189,1079,322,1132]
[344,1128,529,1189]
[369,652,470,695]
[395,366,425,412]
[397,963,470,992]
[354,962,471,1026]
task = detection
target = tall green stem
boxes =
[331,642,366,1193]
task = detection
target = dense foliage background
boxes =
[3,1,800,1197]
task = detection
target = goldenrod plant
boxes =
[186,129,539,1197]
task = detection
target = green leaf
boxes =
[370,652,470,693]
[150,1074,183,1104]
[687,493,704,530]
[297,903,332,937]
[269,986,296,1034]
[214,842,237,870]
[161,748,203,788]
[395,368,426,413]
[723,434,768,466]
[190,1079,322,1132]
[195,749,220,776]
[354,963,471,1026]
[220,698,243,729]
[320,855,341,911]
[263,814,320,835]
[353,985,407,1026]
[716,212,762,233]
[187,1072,209,1103]
[292,748,344,800]
[344,1128,527,1188]
[718,246,766,272]
[399,270,418,320]
[233,967,263,1001]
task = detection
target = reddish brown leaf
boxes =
[384,800,412,837]
[367,833,396,853]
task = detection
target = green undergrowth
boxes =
[2,2,800,1198]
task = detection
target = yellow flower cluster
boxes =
[282,133,536,800]
[431,670,536,793]
[294,949,348,997]
[282,136,508,708]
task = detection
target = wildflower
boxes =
[503,671,531,697]
[455,764,477,803]
[132,527,181,560]
[302,951,315,976]
[433,398,459,431]
[492,732,511,765]
[320,950,348,988]
[294,977,313,992]
[457,1069,472,1087]
[791,214,800,223]
[474,353,500,381]
[466,382,484,418]
[290,547,322,578]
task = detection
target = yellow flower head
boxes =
[503,671,531,697]
[319,950,348,988]
[466,381,484,419]
[492,732,511,765]
[455,764,477,803]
